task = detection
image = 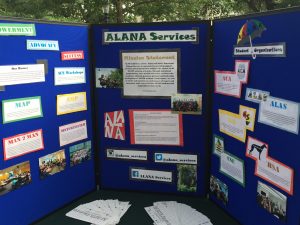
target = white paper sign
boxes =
[131,168,172,183]
[106,149,147,161]
[256,158,294,195]
[214,70,241,98]
[59,120,88,146]
[104,30,197,43]
[234,43,286,57]
[129,110,183,146]
[2,96,43,123]
[154,153,197,165]
[220,152,245,186]
[122,51,178,97]
[258,96,299,134]
[54,67,86,85]
[3,129,44,160]
[0,64,45,86]
[27,40,59,51]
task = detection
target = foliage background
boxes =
[0,0,299,23]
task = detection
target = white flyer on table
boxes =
[59,120,88,146]
[3,129,44,160]
[129,110,183,146]
[122,51,178,97]
[214,70,242,98]
[258,96,299,134]
[2,96,43,123]
[54,67,86,85]
[0,64,45,86]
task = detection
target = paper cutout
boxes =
[57,92,87,115]
[210,175,228,205]
[130,168,172,183]
[258,96,299,134]
[27,40,59,51]
[104,110,125,140]
[61,51,84,61]
[219,109,246,142]
[220,152,245,187]
[0,23,36,36]
[129,109,183,146]
[3,129,44,160]
[0,64,45,86]
[214,70,242,98]
[239,105,256,131]
[59,120,88,146]
[235,60,250,83]
[245,88,270,103]
[54,67,86,85]
[212,134,225,157]
[2,96,43,123]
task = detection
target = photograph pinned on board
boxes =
[95,68,123,88]
[69,141,92,167]
[177,165,197,192]
[171,94,202,115]
[39,150,66,179]
[239,105,256,131]
[245,88,269,103]
[257,181,287,222]
[212,134,225,157]
[0,161,32,196]
[209,175,228,205]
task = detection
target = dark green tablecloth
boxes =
[33,189,240,225]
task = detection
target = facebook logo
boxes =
[132,170,139,178]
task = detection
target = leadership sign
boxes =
[104,30,198,43]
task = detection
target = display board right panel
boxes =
[210,10,300,225]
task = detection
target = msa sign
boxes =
[103,30,198,43]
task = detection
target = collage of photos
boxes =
[209,175,228,205]
[39,150,66,179]
[257,181,287,222]
[69,141,92,166]
[95,68,123,88]
[0,161,31,196]
[177,165,197,192]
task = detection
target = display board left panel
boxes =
[0,19,95,225]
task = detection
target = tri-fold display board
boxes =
[0,7,299,225]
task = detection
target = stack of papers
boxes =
[66,199,131,225]
[145,201,213,225]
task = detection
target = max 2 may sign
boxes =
[103,30,198,43]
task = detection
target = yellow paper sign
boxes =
[57,92,87,115]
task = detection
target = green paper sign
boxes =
[0,23,36,36]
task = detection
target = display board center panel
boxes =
[92,22,211,196]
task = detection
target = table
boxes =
[32,189,241,225]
